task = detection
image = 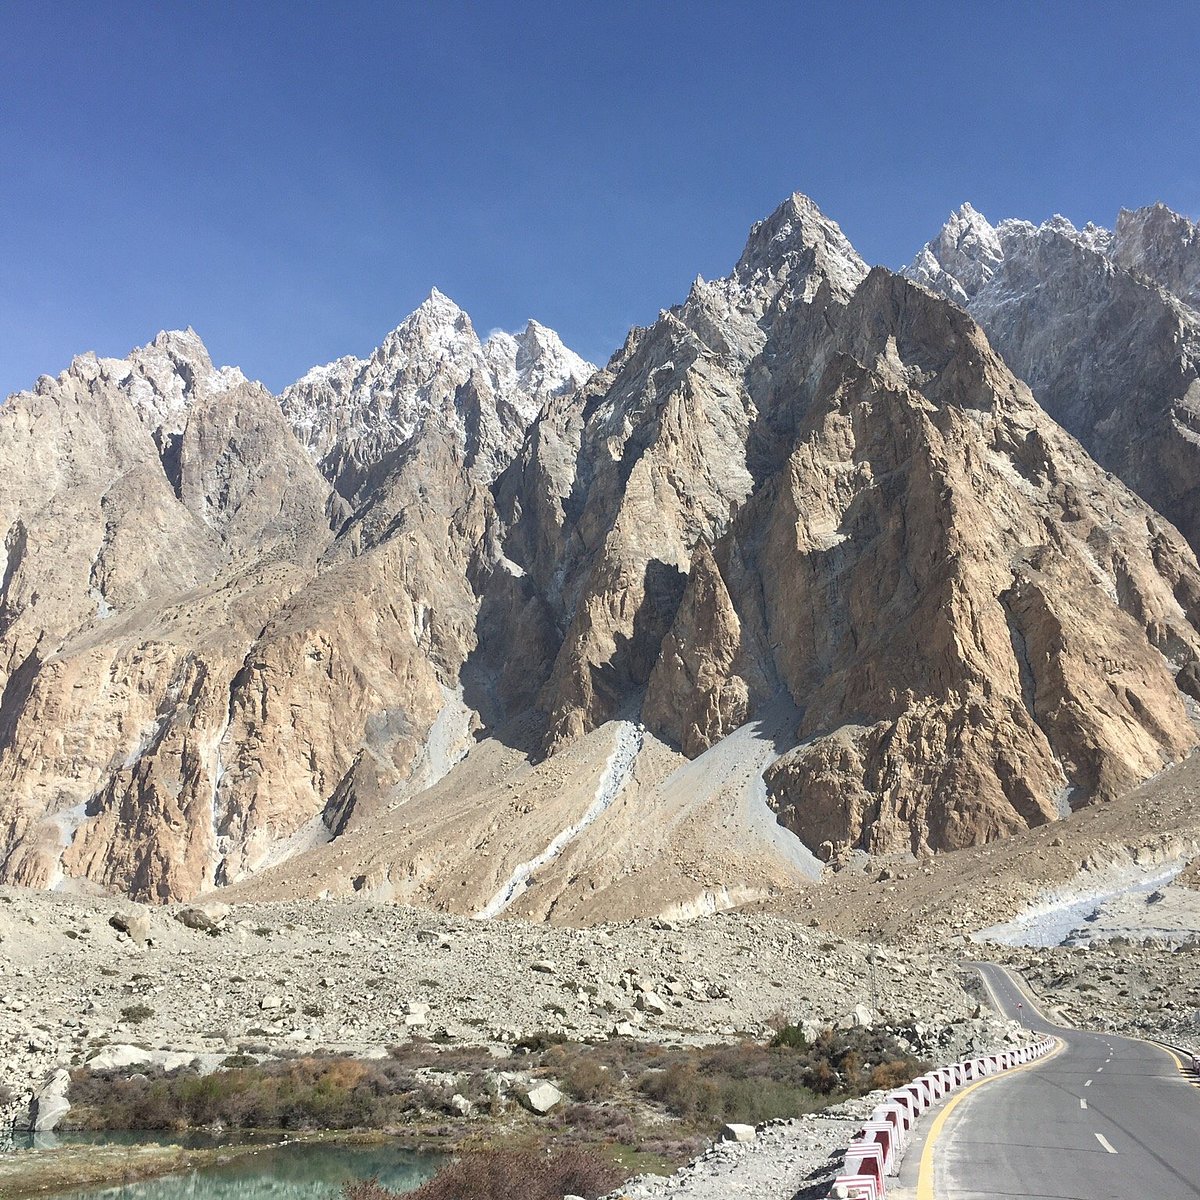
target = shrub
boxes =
[120,1004,154,1024]
[345,1148,625,1200]
[561,1055,615,1102]
[636,1026,923,1124]
[514,1030,570,1053]
[771,1024,809,1050]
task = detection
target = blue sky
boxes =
[3,1,1198,398]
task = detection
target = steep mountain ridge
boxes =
[5,193,1200,912]
[239,195,1200,913]
[280,289,593,502]
[0,303,590,900]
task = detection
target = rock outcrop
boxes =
[280,289,592,499]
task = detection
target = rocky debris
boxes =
[612,1096,881,1200]
[997,948,1200,1058]
[0,887,989,1134]
[718,1122,756,1143]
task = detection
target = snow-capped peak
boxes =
[905,203,1006,305]
[1112,203,1200,306]
[733,191,869,304]
[415,286,467,320]
[281,295,593,488]
[482,320,594,423]
[33,327,248,436]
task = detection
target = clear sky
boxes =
[3,1,1198,398]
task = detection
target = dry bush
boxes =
[343,1182,396,1200]
[345,1148,625,1200]
[560,1055,616,1102]
[636,1026,924,1123]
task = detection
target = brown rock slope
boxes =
[650,267,1200,857]
[0,332,332,898]
[242,196,1200,914]
[0,303,585,901]
[6,193,1200,910]
[907,203,1200,552]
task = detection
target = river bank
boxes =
[0,1128,446,1195]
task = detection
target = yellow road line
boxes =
[1150,1040,1186,1073]
[916,1038,1065,1200]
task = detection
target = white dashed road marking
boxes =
[1095,1133,1118,1154]
[1080,1098,1088,1109]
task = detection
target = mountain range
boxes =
[3,193,1200,919]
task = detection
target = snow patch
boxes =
[475,721,644,919]
[44,803,89,891]
[973,855,1189,947]
[658,885,776,922]
[251,811,335,874]
[207,707,233,887]
[402,683,475,799]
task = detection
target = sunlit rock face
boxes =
[908,202,1200,553]
[5,194,1200,906]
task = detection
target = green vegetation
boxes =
[119,1004,154,1024]
[67,1057,453,1132]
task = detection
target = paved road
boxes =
[896,961,1200,1199]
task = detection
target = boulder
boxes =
[31,1068,71,1132]
[519,1081,563,1114]
[636,990,668,1015]
[720,1122,757,1143]
[848,1004,873,1028]
[175,906,225,932]
[109,910,152,945]
[87,1044,154,1071]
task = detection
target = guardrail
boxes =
[827,1035,1057,1200]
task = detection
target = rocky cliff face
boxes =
[0,304,590,900]
[4,194,1200,908]
[481,197,1200,861]
[907,202,1200,552]
[487,195,870,751]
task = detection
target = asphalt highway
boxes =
[894,961,1200,1199]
